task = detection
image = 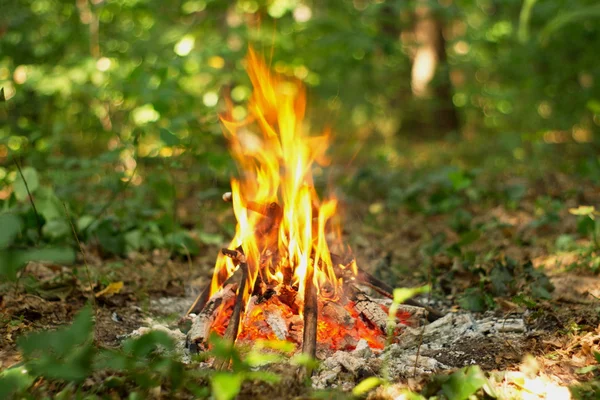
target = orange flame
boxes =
[209,47,346,308]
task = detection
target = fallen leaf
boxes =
[95,281,124,298]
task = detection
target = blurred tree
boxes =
[409,0,459,134]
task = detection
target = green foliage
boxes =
[3,306,200,397]
[0,212,76,282]
[18,305,95,382]
[422,366,489,400]
[456,258,554,312]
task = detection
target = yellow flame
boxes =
[209,47,350,306]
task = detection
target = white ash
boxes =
[150,296,195,316]
[312,312,528,389]
[130,295,529,392]
[127,319,191,364]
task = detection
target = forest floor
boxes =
[2,136,600,399]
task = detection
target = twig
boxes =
[214,263,249,370]
[63,202,96,309]
[298,262,318,380]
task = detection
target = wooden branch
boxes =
[299,264,318,380]
[214,262,249,370]
[188,284,237,350]
[331,254,443,322]
[185,247,245,317]
[185,284,211,316]
[351,288,389,333]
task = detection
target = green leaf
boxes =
[18,305,95,382]
[457,230,481,247]
[577,216,596,236]
[352,376,384,396]
[0,366,34,398]
[211,372,243,400]
[448,170,472,191]
[459,288,494,312]
[159,128,181,146]
[575,365,598,374]
[393,285,430,305]
[540,5,600,44]
[244,350,285,367]
[441,366,487,400]
[42,219,71,240]
[123,331,174,359]
[16,247,76,266]
[489,264,513,295]
[0,87,5,102]
[587,100,600,114]
[0,214,22,249]
[13,167,40,202]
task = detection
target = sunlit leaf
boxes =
[244,350,285,367]
[393,285,430,305]
[569,206,596,217]
[211,372,243,400]
[95,281,124,298]
[352,376,384,396]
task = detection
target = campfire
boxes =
[185,48,438,363]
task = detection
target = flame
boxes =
[204,48,397,350]
[209,47,345,306]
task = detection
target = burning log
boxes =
[351,289,389,333]
[265,306,289,340]
[298,262,318,379]
[322,301,355,328]
[331,255,443,322]
[302,266,318,358]
[188,284,237,350]
[185,284,211,316]
[214,251,250,370]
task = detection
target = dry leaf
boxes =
[95,281,124,298]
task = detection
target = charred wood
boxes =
[214,263,249,370]
[351,290,389,333]
[188,284,237,350]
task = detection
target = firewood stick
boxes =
[299,264,318,380]
[185,284,211,316]
[214,262,249,371]
[331,253,443,322]
[355,268,443,322]
[186,247,244,318]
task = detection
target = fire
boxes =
[210,48,346,305]
[205,47,385,350]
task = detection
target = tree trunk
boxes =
[411,2,460,134]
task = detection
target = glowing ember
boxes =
[203,47,402,351]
